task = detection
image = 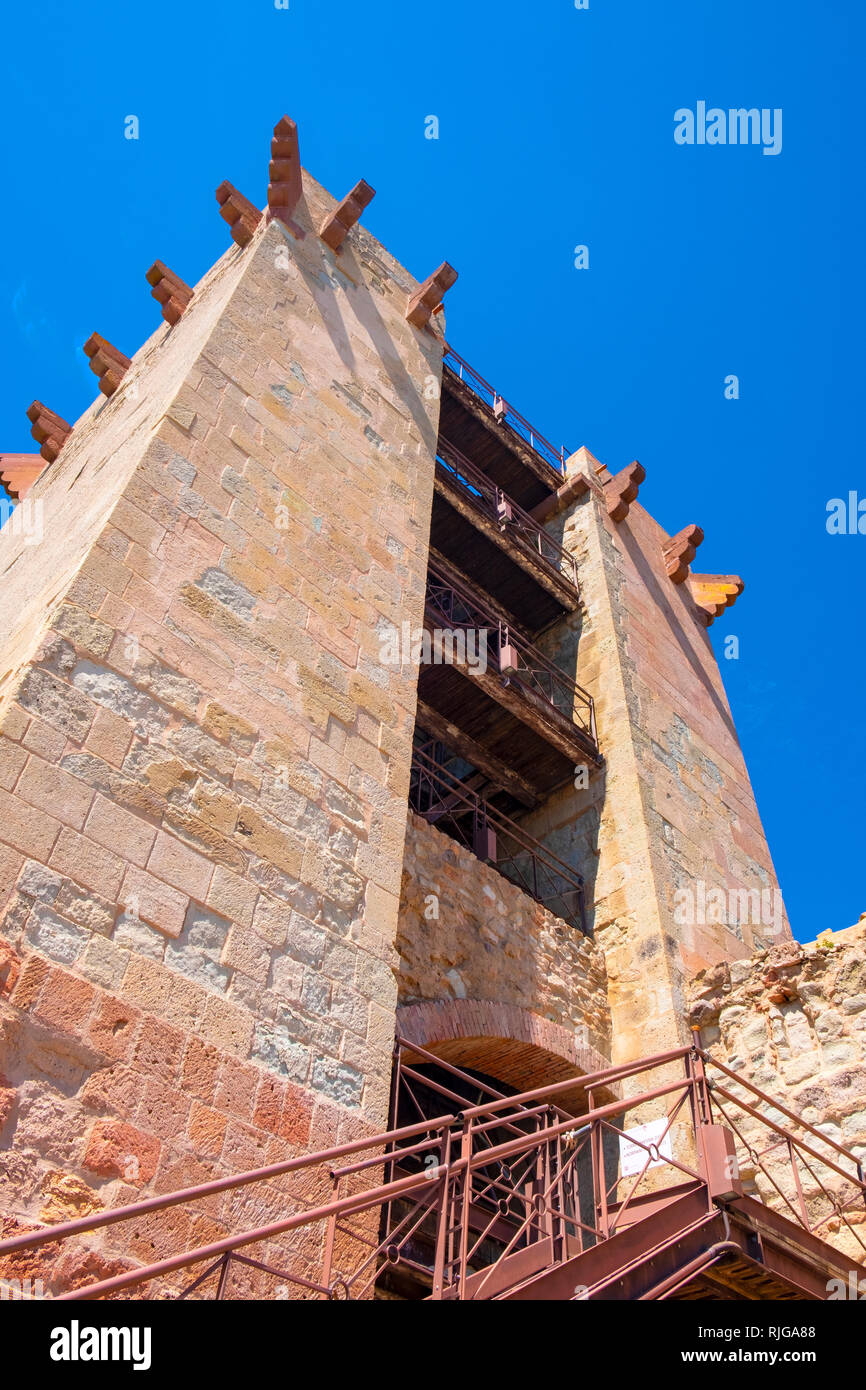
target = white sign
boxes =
[619,1118,673,1177]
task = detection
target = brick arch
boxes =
[395,999,614,1112]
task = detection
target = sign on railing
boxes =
[424,562,597,746]
[436,439,579,592]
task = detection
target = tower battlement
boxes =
[0,115,789,1296]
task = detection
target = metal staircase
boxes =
[1,1040,863,1300]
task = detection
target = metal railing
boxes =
[3,1042,863,1301]
[409,742,588,933]
[425,561,597,749]
[436,437,579,592]
[443,347,569,475]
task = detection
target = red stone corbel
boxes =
[529,472,591,524]
[267,115,303,226]
[216,181,263,248]
[663,524,704,583]
[604,460,645,522]
[319,179,376,251]
[146,261,194,325]
[407,262,458,329]
[83,334,131,398]
[0,453,45,500]
[26,402,72,463]
[689,573,745,626]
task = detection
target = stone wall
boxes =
[0,166,442,1293]
[687,919,866,1262]
[527,449,789,1073]
[396,812,612,1075]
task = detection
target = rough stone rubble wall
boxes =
[0,170,441,1294]
[396,812,612,1082]
[688,920,866,1263]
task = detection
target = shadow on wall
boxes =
[286,197,440,459]
[512,574,606,935]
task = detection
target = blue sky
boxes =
[0,0,863,940]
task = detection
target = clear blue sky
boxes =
[1,1,863,940]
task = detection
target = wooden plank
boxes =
[415,699,538,809]
[432,470,578,616]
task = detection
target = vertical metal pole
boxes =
[431,1127,452,1300]
[688,1037,715,1213]
[788,1139,811,1231]
[321,1211,337,1294]
[215,1253,232,1301]
[591,1116,609,1241]
[553,1118,567,1260]
[379,1039,403,1262]
[457,1118,473,1300]
[537,1116,555,1263]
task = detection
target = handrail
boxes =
[435,437,579,592]
[443,346,569,475]
[0,1113,458,1260]
[425,560,597,746]
[3,1042,864,1301]
[703,1048,865,1177]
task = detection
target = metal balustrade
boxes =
[5,1042,863,1301]
[409,743,588,933]
[435,437,579,592]
[424,561,597,750]
[443,346,569,474]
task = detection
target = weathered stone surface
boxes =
[397,813,611,1066]
[688,919,866,1256]
[0,156,441,1291]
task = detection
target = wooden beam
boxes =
[663,524,704,583]
[26,402,72,463]
[415,698,538,809]
[604,459,645,522]
[216,180,262,248]
[688,573,744,626]
[83,333,131,398]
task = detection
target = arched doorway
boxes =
[375,1004,619,1299]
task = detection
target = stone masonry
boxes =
[397,811,611,1084]
[687,917,866,1262]
[0,113,826,1298]
[529,448,789,1072]
[0,151,442,1291]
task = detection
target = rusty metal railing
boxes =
[443,347,569,474]
[408,741,588,933]
[2,1043,863,1301]
[436,438,579,592]
[424,561,597,750]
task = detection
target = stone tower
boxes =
[0,116,787,1289]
